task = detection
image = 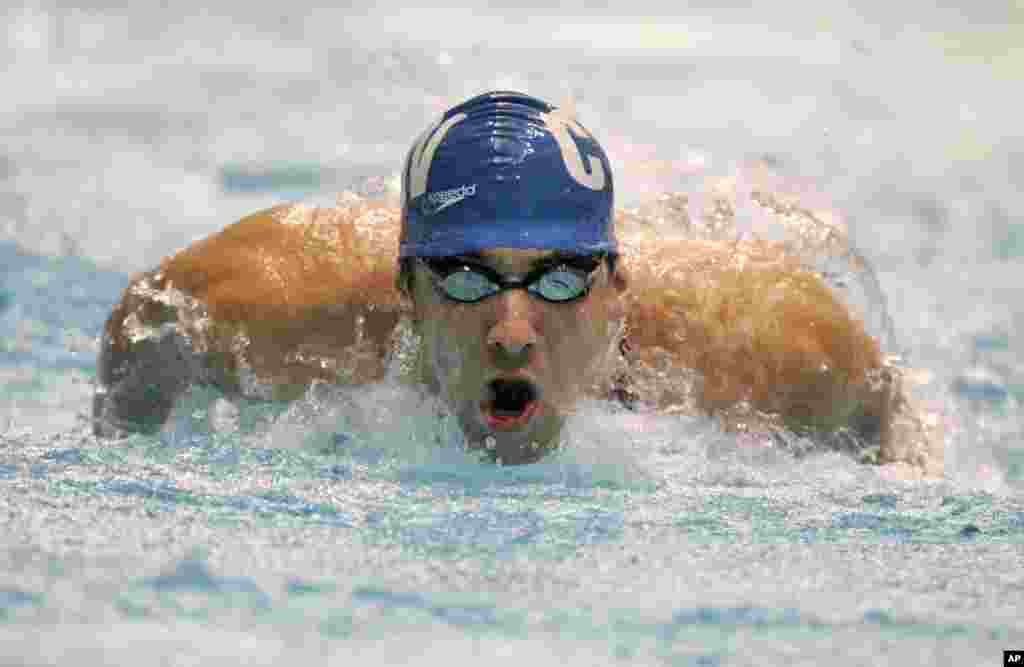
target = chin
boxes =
[457,401,562,465]
[488,427,560,465]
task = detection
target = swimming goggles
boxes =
[420,254,605,304]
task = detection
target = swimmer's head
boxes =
[398,90,616,261]
[397,91,628,463]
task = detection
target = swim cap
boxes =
[399,91,615,258]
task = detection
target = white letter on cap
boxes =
[407,113,467,200]
[541,109,607,191]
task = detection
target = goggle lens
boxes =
[424,257,601,304]
[531,268,590,302]
[438,269,502,302]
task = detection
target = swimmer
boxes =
[92,91,941,472]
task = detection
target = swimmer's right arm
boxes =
[93,201,407,437]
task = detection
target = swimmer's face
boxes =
[408,248,629,464]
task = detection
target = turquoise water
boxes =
[3,2,1024,664]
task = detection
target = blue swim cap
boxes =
[399,91,615,258]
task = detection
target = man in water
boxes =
[394,91,629,464]
[93,91,939,471]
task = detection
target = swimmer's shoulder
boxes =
[614,229,896,456]
[95,200,407,436]
[160,199,404,317]
[161,200,407,385]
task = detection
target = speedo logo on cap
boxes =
[420,183,477,216]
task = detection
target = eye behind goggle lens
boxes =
[531,268,589,302]
[439,270,500,303]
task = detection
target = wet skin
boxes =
[408,248,630,464]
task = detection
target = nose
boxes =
[486,290,538,366]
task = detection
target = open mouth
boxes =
[481,377,540,429]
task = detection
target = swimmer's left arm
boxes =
[619,237,912,463]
